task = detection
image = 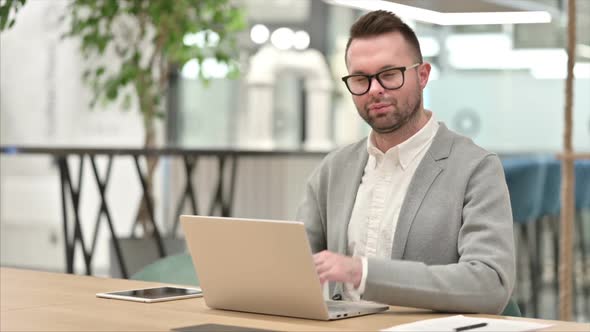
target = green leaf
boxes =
[95,67,105,77]
[121,93,132,110]
[0,10,8,30]
[0,0,26,31]
[105,79,119,100]
[154,111,166,120]
[82,69,91,80]
[227,64,241,80]
[59,0,246,125]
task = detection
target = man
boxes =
[296,10,515,314]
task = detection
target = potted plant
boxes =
[64,0,245,276]
[1,0,246,276]
[0,0,26,30]
[62,0,244,234]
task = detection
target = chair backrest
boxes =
[537,158,590,215]
[502,157,547,223]
[575,160,590,210]
[501,298,522,317]
[131,252,199,286]
[540,158,561,216]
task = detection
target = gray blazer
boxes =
[296,123,515,314]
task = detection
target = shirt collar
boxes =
[366,113,439,170]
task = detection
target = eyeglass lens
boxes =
[346,68,404,95]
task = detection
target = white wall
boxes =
[426,72,590,153]
[0,1,322,277]
[0,0,159,275]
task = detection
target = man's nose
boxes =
[368,76,384,95]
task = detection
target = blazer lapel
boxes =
[329,141,368,298]
[391,123,453,259]
[332,142,369,256]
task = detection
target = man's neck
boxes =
[373,110,432,153]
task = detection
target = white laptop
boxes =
[180,215,389,321]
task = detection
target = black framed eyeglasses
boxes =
[341,63,421,96]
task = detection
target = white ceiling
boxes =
[239,0,311,23]
[385,0,588,47]
[385,0,544,13]
[238,0,589,55]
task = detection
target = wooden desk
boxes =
[1,268,588,331]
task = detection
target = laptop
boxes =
[180,215,389,321]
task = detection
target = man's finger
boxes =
[318,271,331,284]
[315,263,330,275]
[313,250,329,262]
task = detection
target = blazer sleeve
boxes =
[295,164,327,254]
[362,154,516,314]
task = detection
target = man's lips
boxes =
[368,103,391,115]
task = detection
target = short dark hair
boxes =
[345,10,423,64]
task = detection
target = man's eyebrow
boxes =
[350,65,400,75]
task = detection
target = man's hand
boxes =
[312,250,362,288]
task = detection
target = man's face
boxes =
[345,32,430,134]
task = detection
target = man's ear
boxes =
[418,62,431,89]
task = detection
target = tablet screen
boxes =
[107,287,201,299]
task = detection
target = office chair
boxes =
[503,157,547,317]
[501,298,522,317]
[543,159,589,317]
[131,252,199,286]
[574,160,590,315]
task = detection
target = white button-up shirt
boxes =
[344,114,439,301]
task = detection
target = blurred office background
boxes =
[1,0,589,321]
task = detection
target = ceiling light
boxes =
[577,44,590,59]
[201,58,230,79]
[181,59,200,79]
[445,34,512,54]
[531,63,590,80]
[441,11,551,25]
[250,24,270,45]
[181,58,230,80]
[270,27,294,50]
[183,30,220,48]
[449,48,567,70]
[574,63,590,79]
[293,30,311,50]
[323,0,551,25]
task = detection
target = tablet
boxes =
[96,286,202,303]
